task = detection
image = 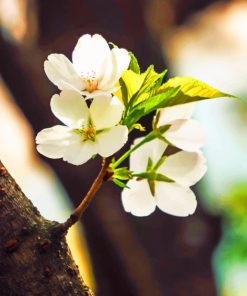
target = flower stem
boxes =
[112,131,157,169]
[60,158,110,232]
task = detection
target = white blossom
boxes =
[121,137,207,217]
[36,90,128,165]
[44,34,130,98]
[157,103,206,151]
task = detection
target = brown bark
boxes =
[0,161,94,296]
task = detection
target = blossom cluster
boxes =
[37,34,130,164]
[121,104,207,217]
[36,34,214,217]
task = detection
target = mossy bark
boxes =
[0,161,94,296]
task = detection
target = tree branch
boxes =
[59,158,110,233]
[0,161,94,296]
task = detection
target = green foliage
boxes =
[156,76,236,107]
[117,63,235,130]
[128,52,140,74]
[123,87,179,128]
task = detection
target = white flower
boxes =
[36,90,128,165]
[44,34,130,98]
[157,103,206,151]
[121,137,207,217]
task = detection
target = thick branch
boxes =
[0,161,94,296]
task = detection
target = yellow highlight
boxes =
[66,223,96,292]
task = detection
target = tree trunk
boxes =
[0,161,94,296]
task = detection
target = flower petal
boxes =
[36,125,71,159]
[121,179,156,217]
[62,134,98,165]
[158,103,195,126]
[51,90,89,128]
[158,151,207,187]
[90,95,124,130]
[99,47,130,90]
[155,182,197,217]
[130,138,167,172]
[44,54,84,91]
[72,34,111,78]
[165,119,206,151]
[96,125,128,157]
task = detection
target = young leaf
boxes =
[123,87,180,128]
[114,70,146,106]
[128,51,140,74]
[156,76,235,107]
[127,66,167,108]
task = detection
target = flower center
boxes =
[74,123,96,141]
[83,124,96,141]
[81,70,98,93]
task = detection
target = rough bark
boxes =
[0,161,94,296]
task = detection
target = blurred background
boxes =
[0,0,246,295]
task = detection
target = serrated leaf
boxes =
[156,76,235,107]
[118,77,128,106]
[123,87,180,128]
[115,66,168,109]
[128,51,140,74]
[114,70,145,106]
[128,66,167,108]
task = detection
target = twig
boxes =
[58,158,110,233]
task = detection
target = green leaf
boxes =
[123,87,180,128]
[115,70,145,106]
[128,51,140,74]
[118,77,129,107]
[156,76,235,107]
[127,66,167,108]
[116,66,168,109]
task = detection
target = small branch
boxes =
[59,158,110,233]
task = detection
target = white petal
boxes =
[36,125,71,159]
[62,134,98,165]
[155,182,197,217]
[44,54,84,91]
[130,138,167,172]
[165,119,206,151]
[121,179,156,217]
[72,34,111,77]
[158,103,195,126]
[96,125,128,157]
[99,47,130,90]
[158,151,207,187]
[51,90,89,128]
[90,95,124,130]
